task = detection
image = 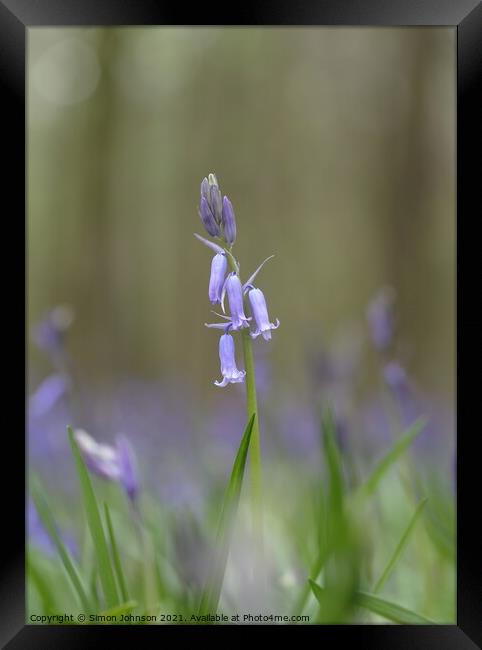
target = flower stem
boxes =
[223,246,263,539]
[241,329,263,533]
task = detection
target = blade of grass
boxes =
[354,591,434,624]
[293,408,344,616]
[27,552,58,616]
[373,497,428,594]
[356,418,426,499]
[89,565,100,611]
[309,580,434,624]
[67,425,119,609]
[198,414,255,616]
[104,503,129,603]
[30,480,91,613]
[322,407,344,515]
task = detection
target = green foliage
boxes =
[27,412,454,625]
[198,414,255,615]
[67,426,119,609]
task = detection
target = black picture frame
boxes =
[2,0,480,646]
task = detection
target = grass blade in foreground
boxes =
[373,497,428,594]
[104,502,130,603]
[198,414,255,616]
[309,580,434,624]
[322,407,344,516]
[356,418,426,499]
[293,408,344,615]
[30,479,91,613]
[67,426,119,609]
[28,556,57,616]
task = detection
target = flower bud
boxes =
[222,196,237,245]
[199,196,220,237]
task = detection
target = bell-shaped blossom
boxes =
[214,333,246,387]
[222,196,236,245]
[248,287,280,340]
[223,273,250,329]
[209,253,227,304]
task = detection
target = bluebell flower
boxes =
[247,287,280,341]
[74,429,140,501]
[209,253,227,304]
[222,273,250,330]
[367,288,396,352]
[29,373,70,418]
[74,429,121,481]
[33,305,74,360]
[215,333,246,388]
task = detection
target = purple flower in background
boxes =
[247,287,280,341]
[74,429,140,501]
[74,429,121,480]
[29,373,70,418]
[367,287,396,352]
[209,253,227,304]
[223,273,250,330]
[214,333,246,388]
[33,305,74,360]
[222,196,236,245]
[116,435,139,502]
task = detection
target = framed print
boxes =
[1,0,480,646]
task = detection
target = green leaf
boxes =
[198,413,255,615]
[67,425,119,609]
[309,580,434,624]
[373,497,428,594]
[354,591,434,624]
[357,418,426,499]
[28,552,58,616]
[30,479,91,613]
[322,407,344,515]
[104,503,130,603]
[293,408,345,616]
[89,565,100,611]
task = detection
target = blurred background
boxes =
[28,26,454,393]
[27,27,455,622]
